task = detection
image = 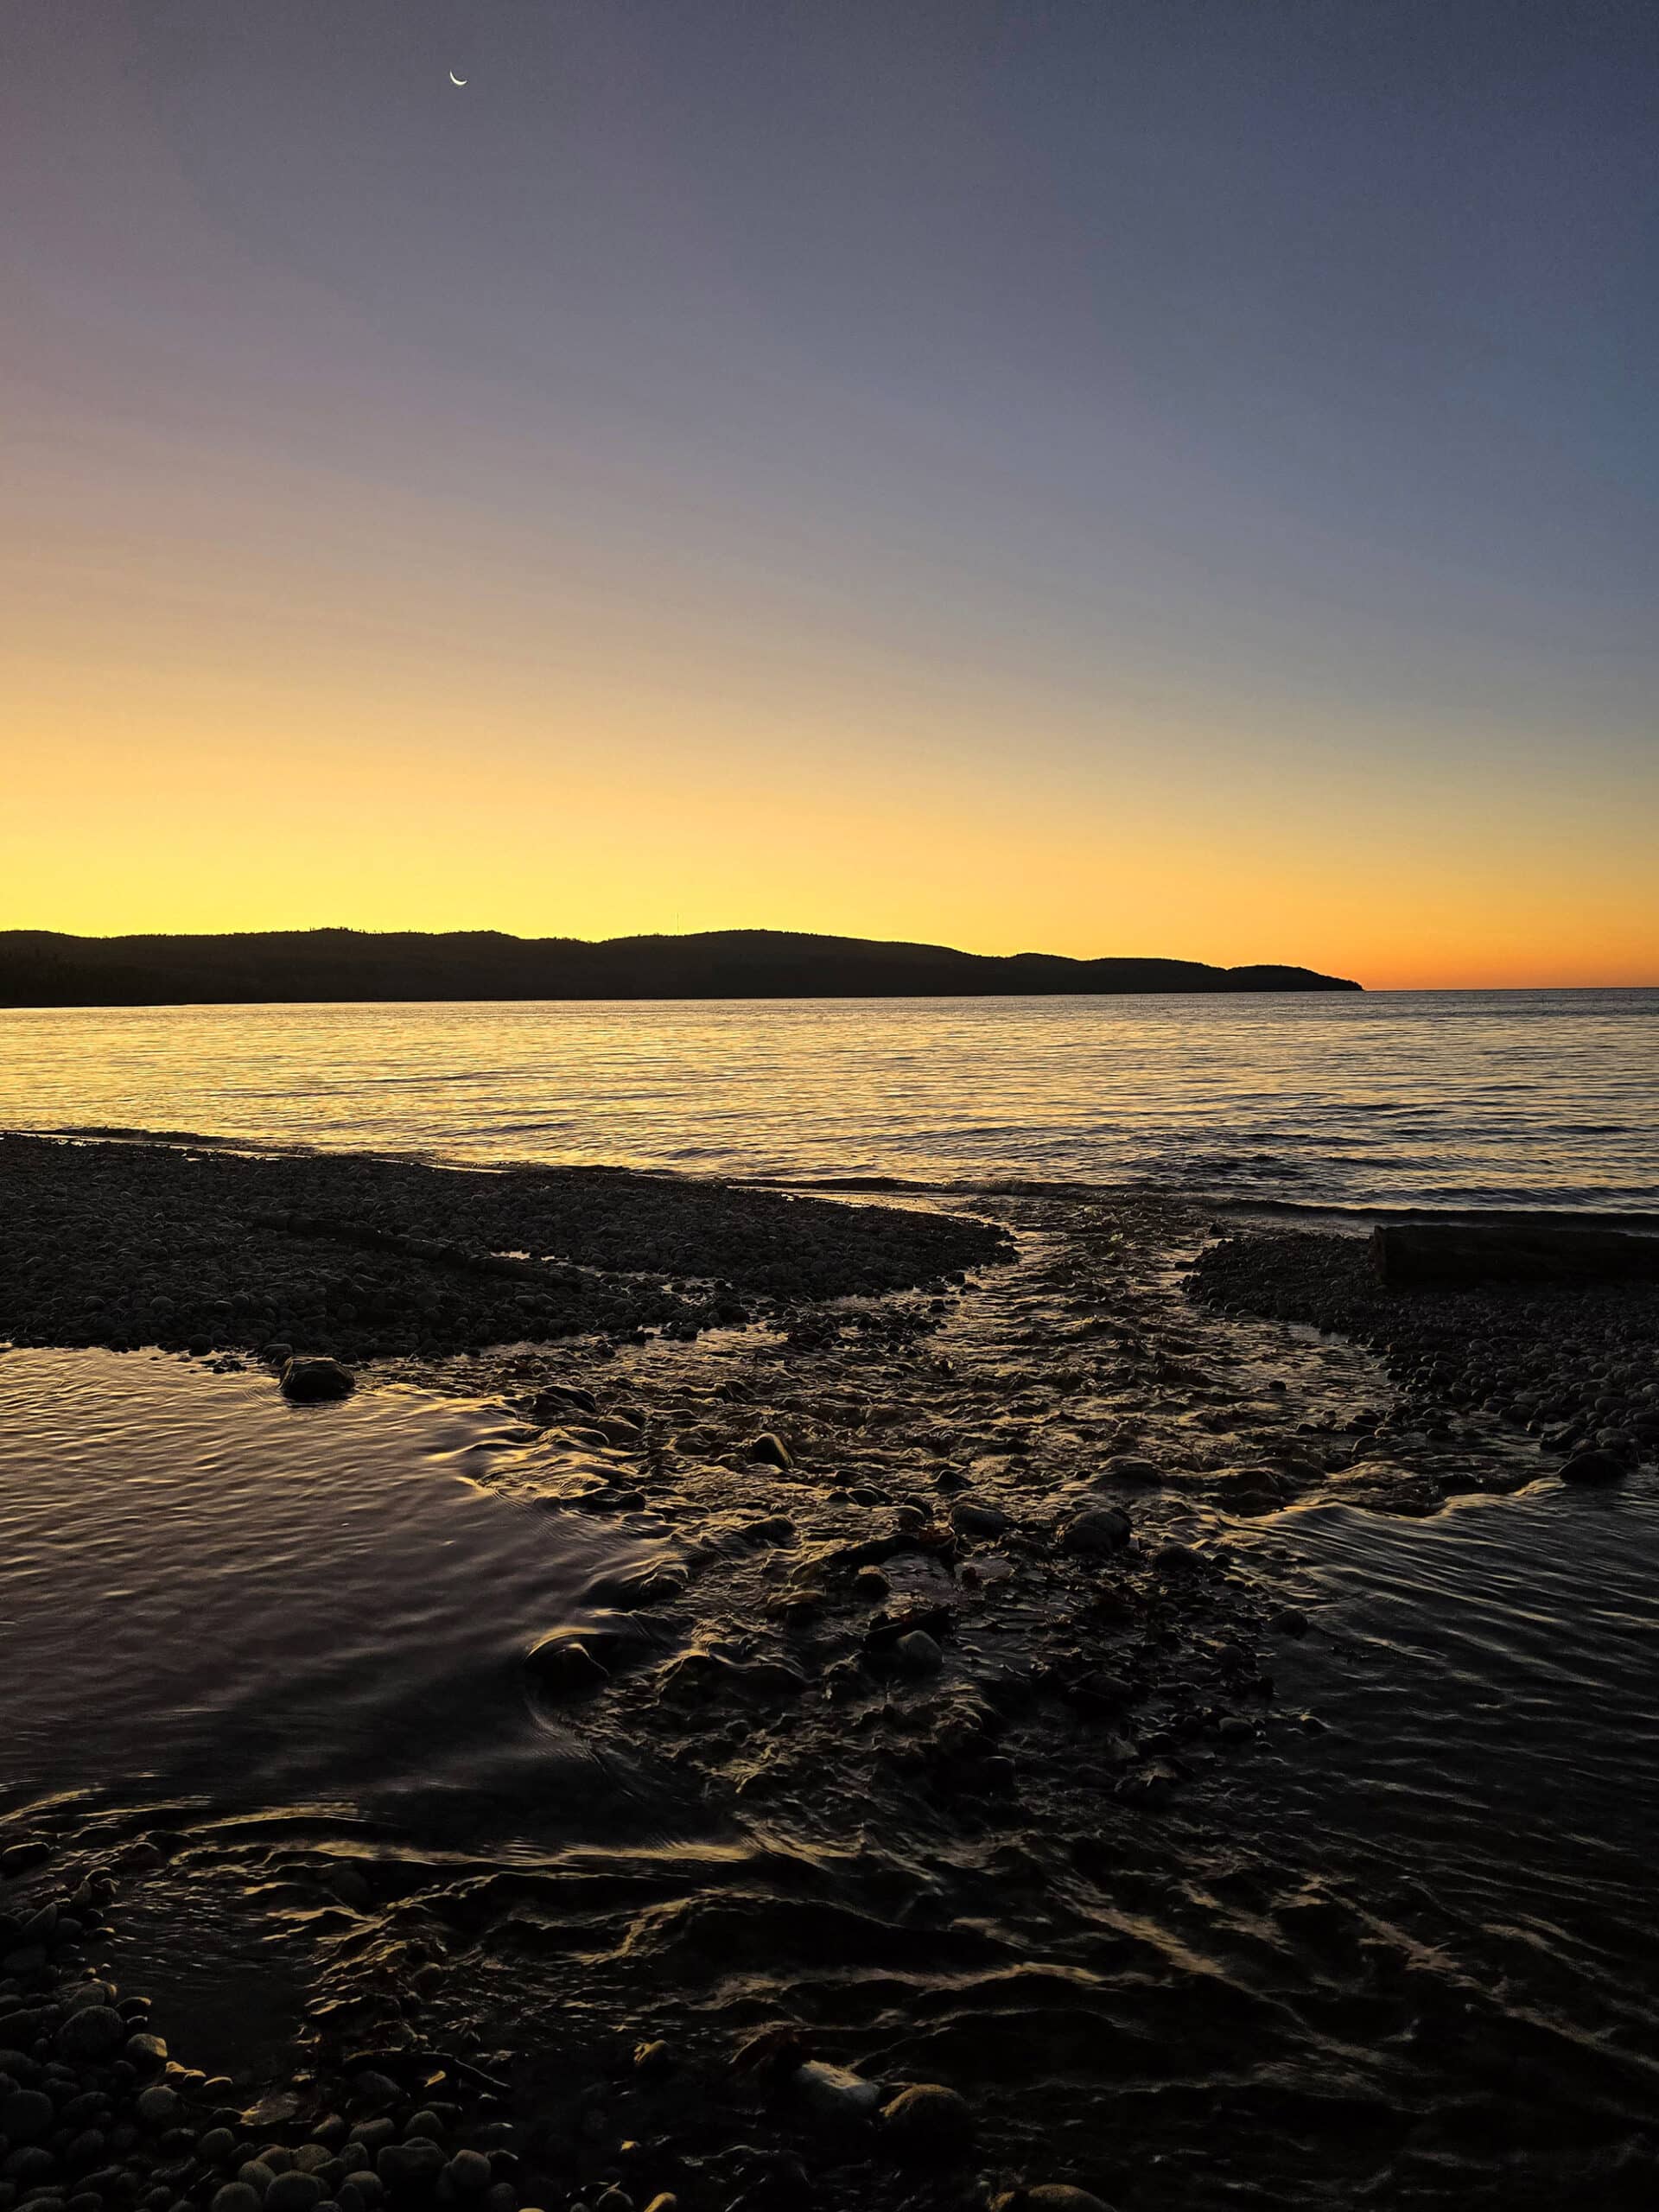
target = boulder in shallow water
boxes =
[791,2060,883,2125]
[880,2083,975,2160]
[950,1498,1011,1537]
[280,1357,354,1403]
[525,1614,658,1700]
[1061,1505,1131,1555]
[524,1636,611,1697]
[894,1630,944,1675]
[746,1431,792,1469]
[1560,1448,1629,1486]
[1093,1455,1161,1488]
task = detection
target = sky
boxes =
[3,1,1656,988]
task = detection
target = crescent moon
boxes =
[448,69,467,86]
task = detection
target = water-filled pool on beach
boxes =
[0,1349,681,1834]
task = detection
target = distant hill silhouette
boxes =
[0,929,1361,1007]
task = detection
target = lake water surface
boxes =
[3,988,1655,1211]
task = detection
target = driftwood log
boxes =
[1370,1220,1659,1290]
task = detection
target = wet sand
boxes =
[2,1142,1656,2212]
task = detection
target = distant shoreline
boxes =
[0,925,1361,1008]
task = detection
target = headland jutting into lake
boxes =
[0,929,1360,1007]
[2,1131,1656,2212]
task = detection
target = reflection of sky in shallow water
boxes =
[0,1350,686,1836]
[1,988,1655,1211]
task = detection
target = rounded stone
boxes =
[879,2083,975,2159]
[55,2010,127,2063]
[66,2124,107,2168]
[61,1982,118,2015]
[280,1357,355,1405]
[3,2148,57,2187]
[442,2155,491,2196]
[238,2164,276,2197]
[123,2034,167,2075]
[1560,1448,1628,1486]
[894,1630,943,1675]
[1061,1507,1132,1555]
[212,2189,264,2212]
[376,2141,445,2191]
[135,2087,180,2129]
[0,2089,54,2145]
[523,1636,610,1698]
[950,1498,1011,1537]
[265,2175,324,2212]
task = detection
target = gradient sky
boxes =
[4,1,1656,986]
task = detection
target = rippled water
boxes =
[0,1349,676,1831]
[1230,1483,1659,2121]
[1243,1481,1659,1916]
[1,988,1655,1211]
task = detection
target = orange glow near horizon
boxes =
[4,448,1654,988]
[5,674,1655,992]
[5,10,1656,996]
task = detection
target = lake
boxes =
[2,987,1655,1211]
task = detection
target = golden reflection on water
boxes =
[0,990,1655,1209]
